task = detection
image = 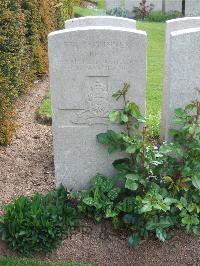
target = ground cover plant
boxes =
[37,92,52,124]
[0,257,88,266]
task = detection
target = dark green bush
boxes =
[0,0,32,145]
[0,186,79,255]
[0,0,78,145]
[79,84,200,247]
[146,10,183,22]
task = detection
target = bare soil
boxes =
[0,77,200,265]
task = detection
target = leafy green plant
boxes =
[106,7,129,18]
[0,186,79,255]
[78,174,121,225]
[146,10,182,22]
[94,84,200,246]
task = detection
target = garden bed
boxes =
[0,77,200,265]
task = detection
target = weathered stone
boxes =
[48,26,147,190]
[105,0,122,10]
[161,27,200,140]
[185,0,200,16]
[65,16,136,29]
[165,0,182,12]
[106,0,162,12]
[161,17,200,140]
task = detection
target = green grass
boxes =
[73,6,106,17]
[97,0,106,9]
[37,92,52,123]
[0,257,88,266]
[137,21,165,137]
[40,22,165,137]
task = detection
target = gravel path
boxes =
[0,76,54,204]
[0,78,200,265]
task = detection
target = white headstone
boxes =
[161,27,200,140]
[185,0,200,16]
[165,0,182,12]
[48,26,147,190]
[106,0,162,12]
[65,16,136,29]
[161,17,200,140]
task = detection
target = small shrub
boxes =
[134,0,154,20]
[0,186,79,254]
[106,7,129,18]
[146,10,183,22]
[86,84,200,247]
[78,174,121,224]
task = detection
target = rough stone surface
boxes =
[185,0,200,16]
[161,17,200,140]
[65,16,136,29]
[165,0,182,12]
[105,0,122,10]
[48,26,146,190]
[161,27,200,140]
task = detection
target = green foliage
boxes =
[78,174,121,224]
[0,186,79,255]
[97,0,106,9]
[146,10,183,22]
[90,84,200,247]
[106,7,129,18]
[37,92,52,124]
[0,256,87,266]
[0,0,31,145]
[137,21,165,137]
[0,0,77,145]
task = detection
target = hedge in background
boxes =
[0,0,78,145]
[0,0,31,145]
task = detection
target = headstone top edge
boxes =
[48,26,147,38]
[170,26,200,37]
[166,16,200,25]
[65,16,136,24]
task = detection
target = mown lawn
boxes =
[137,21,165,137]
[0,257,88,266]
[39,22,165,137]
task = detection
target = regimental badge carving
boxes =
[71,77,110,125]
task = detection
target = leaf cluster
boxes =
[0,186,79,255]
[80,84,200,247]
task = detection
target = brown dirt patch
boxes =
[0,77,199,265]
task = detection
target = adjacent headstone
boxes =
[161,17,200,140]
[48,26,147,190]
[161,27,200,140]
[65,16,136,29]
[165,0,182,12]
[185,0,200,16]
[106,0,163,13]
[106,0,122,10]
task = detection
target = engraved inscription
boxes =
[70,77,110,125]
